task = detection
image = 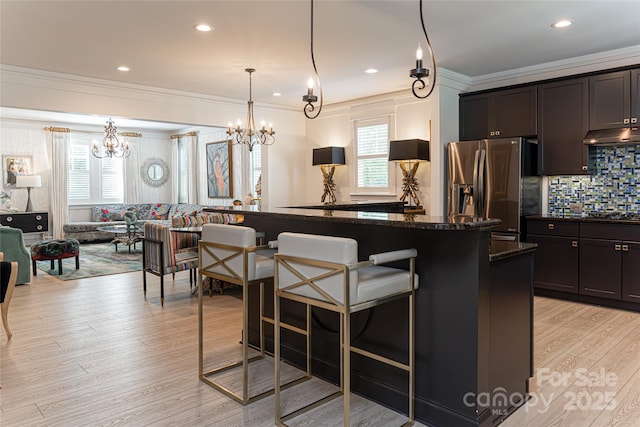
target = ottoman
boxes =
[31,239,80,276]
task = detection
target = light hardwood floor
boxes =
[1,270,639,426]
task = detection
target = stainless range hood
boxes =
[583,127,640,145]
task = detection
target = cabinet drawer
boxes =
[580,223,640,241]
[0,212,49,233]
[527,220,579,237]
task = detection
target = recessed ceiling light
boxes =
[365,68,378,74]
[551,19,573,28]
[194,24,213,32]
[116,66,130,72]
[272,92,282,97]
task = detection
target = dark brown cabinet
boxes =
[579,238,622,300]
[527,219,579,294]
[589,69,640,130]
[537,78,589,175]
[459,85,537,140]
[622,242,640,303]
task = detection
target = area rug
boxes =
[34,242,142,281]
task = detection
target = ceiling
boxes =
[1,0,639,129]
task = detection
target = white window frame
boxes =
[351,116,396,196]
[68,136,124,205]
[177,140,189,204]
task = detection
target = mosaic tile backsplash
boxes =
[548,144,640,214]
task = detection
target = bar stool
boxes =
[197,224,306,405]
[274,232,418,426]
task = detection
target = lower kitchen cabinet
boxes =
[622,242,640,303]
[579,238,622,300]
[527,234,579,293]
[528,218,640,310]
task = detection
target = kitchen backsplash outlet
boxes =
[548,144,639,214]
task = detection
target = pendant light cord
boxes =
[418,0,436,99]
[305,0,323,119]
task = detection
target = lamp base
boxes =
[25,187,34,212]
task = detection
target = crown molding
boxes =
[465,45,640,92]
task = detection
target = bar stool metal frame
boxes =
[274,233,417,426]
[197,225,308,405]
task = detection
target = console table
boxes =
[0,211,49,234]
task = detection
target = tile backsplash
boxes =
[548,144,640,214]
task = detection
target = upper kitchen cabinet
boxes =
[589,68,639,130]
[459,86,537,141]
[537,77,589,175]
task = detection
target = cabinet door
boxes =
[528,234,579,293]
[622,241,640,303]
[495,86,537,138]
[537,78,589,175]
[579,238,622,300]
[631,69,640,126]
[589,70,630,130]
[459,92,494,140]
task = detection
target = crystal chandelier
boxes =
[409,0,437,99]
[227,68,275,152]
[92,118,130,158]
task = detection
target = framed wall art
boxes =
[206,141,233,198]
[3,155,33,188]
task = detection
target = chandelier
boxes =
[302,0,323,119]
[92,118,130,158]
[409,0,437,99]
[227,68,275,152]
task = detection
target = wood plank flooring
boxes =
[1,270,639,426]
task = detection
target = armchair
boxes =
[0,226,31,284]
[142,222,198,306]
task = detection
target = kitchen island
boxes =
[205,206,536,427]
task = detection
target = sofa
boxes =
[63,203,205,242]
[0,226,31,284]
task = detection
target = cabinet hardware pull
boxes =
[615,244,621,251]
[622,245,629,252]
[632,118,638,124]
[37,225,43,230]
[548,224,555,230]
[581,165,588,171]
[571,241,578,247]
[495,130,500,136]
[490,131,495,136]
[36,215,42,220]
[6,216,12,222]
[623,118,630,124]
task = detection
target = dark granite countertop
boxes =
[527,214,640,226]
[204,205,501,231]
[490,240,537,262]
[287,201,405,212]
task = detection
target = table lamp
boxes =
[16,175,41,212]
[312,147,346,204]
[388,139,430,208]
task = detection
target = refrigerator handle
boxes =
[472,149,480,217]
[477,148,486,218]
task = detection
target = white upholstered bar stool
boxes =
[274,232,418,426]
[197,223,305,405]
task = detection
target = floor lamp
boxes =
[389,139,430,210]
[312,147,346,204]
[16,175,41,212]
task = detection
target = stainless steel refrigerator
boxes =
[447,137,541,240]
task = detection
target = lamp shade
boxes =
[388,139,430,162]
[15,175,42,188]
[312,146,346,166]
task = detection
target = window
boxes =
[250,143,262,197]
[353,117,394,194]
[68,137,124,205]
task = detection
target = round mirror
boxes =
[148,164,164,181]
[140,158,169,187]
